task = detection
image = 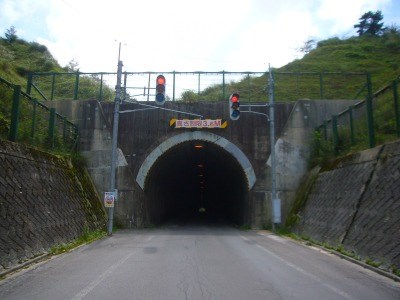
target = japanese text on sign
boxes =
[171,119,227,129]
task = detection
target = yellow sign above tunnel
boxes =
[170,119,227,129]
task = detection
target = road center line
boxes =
[70,235,154,300]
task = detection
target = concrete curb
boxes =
[0,234,108,280]
[256,231,400,283]
[0,253,51,278]
[325,247,400,283]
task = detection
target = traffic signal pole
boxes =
[268,67,280,231]
[240,66,281,231]
[108,43,123,236]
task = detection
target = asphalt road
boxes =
[0,225,399,300]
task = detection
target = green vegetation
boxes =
[181,24,400,102]
[0,27,114,153]
[1,16,399,155]
[284,166,321,230]
[50,227,106,255]
[354,10,385,36]
[391,265,400,277]
[0,27,114,101]
[365,257,382,268]
[238,224,252,231]
[276,231,400,276]
[0,30,64,86]
[280,31,400,90]
[1,22,399,103]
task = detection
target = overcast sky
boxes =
[1,0,399,73]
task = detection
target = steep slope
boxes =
[281,33,400,88]
[0,38,63,85]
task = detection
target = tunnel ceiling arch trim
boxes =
[136,131,256,191]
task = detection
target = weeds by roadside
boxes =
[50,228,106,255]
[276,230,400,279]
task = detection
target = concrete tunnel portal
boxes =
[136,132,256,225]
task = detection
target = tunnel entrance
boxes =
[144,140,249,226]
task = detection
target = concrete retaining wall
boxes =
[264,99,359,228]
[295,139,400,269]
[45,100,144,228]
[0,140,107,272]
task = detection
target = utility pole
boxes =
[239,65,281,231]
[108,43,123,235]
[268,66,281,231]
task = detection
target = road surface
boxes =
[0,225,399,299]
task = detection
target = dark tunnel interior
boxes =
[145,140,248,226]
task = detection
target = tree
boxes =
[354,10,385,36]
[181,90,197,102]
[297,38,316,55]
[4,26,17,43]
[66,58,79,71]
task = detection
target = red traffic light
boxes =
[156,75,165,85]
[229,93,240,121]
[155,75,166,105]
[231,94,239,103]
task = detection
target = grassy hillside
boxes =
[0,36,114,102]
[1,29,399,102]
[189,30,400,102]
[0,38,64,85]
[280,32,400,88]
[285,34,399,77]
[0,36,113,149]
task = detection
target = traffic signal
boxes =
[155,75,166,105]
[229,93,240,120]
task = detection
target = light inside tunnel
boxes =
[145,140,248,226]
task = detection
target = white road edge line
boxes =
[240,234,355,300]
[70,235,154,300]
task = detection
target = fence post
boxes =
[122,72,127,102]
[349,105,355,145]
[26,73,33,95]
[51,73,56,100]
[48,108,56,148]
[31,99,37,142]
[319,73,324,99]
[222,70,226,100]
[62,117,67,145]
[393,80,400,137]
[74,72,80,100]
[366,73,375,148]
[198,72,201,95]
[74,125,79,151]
[323,120,328,140]
[9,85,21,142]
[147,73,151,102]
[173,71,176,101]
[332,115,339,155]
[99,73,104,101]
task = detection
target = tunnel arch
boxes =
[136,131,256,192]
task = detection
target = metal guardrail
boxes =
[26,71,369,103]
[0,76,79,152]
[316,76,400,154]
